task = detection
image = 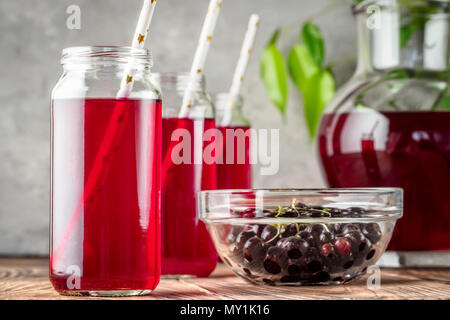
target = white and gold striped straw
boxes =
[117,0,158,98]
[178,0,223,118]
[221,13,260,126]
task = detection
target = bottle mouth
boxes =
[352,0,450,17]
[212,92,244,110]
[61,46,153,68]
[151,72,205,92]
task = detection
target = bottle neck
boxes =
[214,93,250,127]
[354,0,450,76]
[215,93,244,110]
[153,72,212,119]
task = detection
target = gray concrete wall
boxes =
[0,0,356,255]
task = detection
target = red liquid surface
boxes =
[319,111,450,251]
[161,118,218,277]
[50,98,162,292]
[217,126,252,189]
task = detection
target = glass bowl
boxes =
[198,188,403,286]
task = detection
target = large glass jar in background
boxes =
[154,72,218,277]
[318,0,450,265]
[214,93,252,189]
[50,46,162,296]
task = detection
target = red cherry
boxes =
[321,243,334,257]
[334,237,351,255]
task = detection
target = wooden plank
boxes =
[0,258,449,300]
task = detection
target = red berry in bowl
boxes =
[335,237,351,255]
[321,243,335,258]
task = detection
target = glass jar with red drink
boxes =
[214,93,252,189]
[318,0,450,266]
[50,46,162,296]
[153,72,218,277]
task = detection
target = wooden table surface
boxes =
[0,258,449,300]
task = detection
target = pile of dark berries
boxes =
[226,201,383,285]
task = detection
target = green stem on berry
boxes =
[320,223,331,233]
[267,224,282,244]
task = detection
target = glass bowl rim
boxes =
[198,188,403,223]
[198,187,403,197]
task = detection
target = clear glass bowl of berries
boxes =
[198,189,402,286]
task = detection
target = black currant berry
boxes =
[283,208,299,217]
[263,247,287,275]
[248,224,264,237]
[346,207,367,217]
[281,224,298,238]
[261,225,279,244]
[305,248,323,273]
[263,210,277,218]
[243,236,265,263]
[235,230,256,250]
[343,259,354,269]
[280,275,301,283]
[326,207,343,217]
[305,224,326,236]
[318,231,333,245]
[295,201,308,209]
[262,278,275,285]
[227,226,242,244]
[331,223,344,234]
[308,271,330,283]
[286,260,303,275]
[342,224,360,234]
[346,230,368,253]
[278,236,309,259]
[363,223,382,244]
[366,248,376,260]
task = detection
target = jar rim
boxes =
[61,46,153,67]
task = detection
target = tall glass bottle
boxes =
[154,72,218,277]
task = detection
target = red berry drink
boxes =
[217,126,252,189]
[318,111,450,251]
[161,117,218,277]
[50,98,162,294]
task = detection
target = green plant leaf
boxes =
[400,5,431,48]
[303,69,336,139]
[301,22,325,68]
[436,95,450,110]
[400,23,420,48]
[260,30,289,116]
[287,44,320,92]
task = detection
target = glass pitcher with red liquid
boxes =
[153,72,218,277]
[318,1,450,266]
[50,47,162,296]
[214,93,252,189]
